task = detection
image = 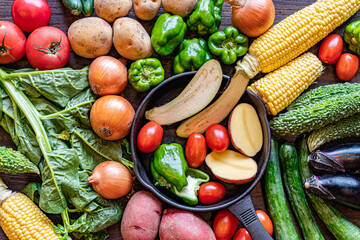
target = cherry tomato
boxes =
[318,34,343,64]
[233,228,251,240]
[12,0,51,32]
[137,121,163,153]
[336,53,359,81]
[185,133,207,167]
[213,209,239,240]
[256,210,273,236]
[198,182,226,204]
[26,26,70,70]
[205,124,229,152]
[233,210,273,240]
[0,21,26,64]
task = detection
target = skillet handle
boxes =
[228,195,273,240]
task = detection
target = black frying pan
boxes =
[130,71,272,240]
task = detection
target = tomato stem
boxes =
[0,35,15,60]
[33,37,63,57]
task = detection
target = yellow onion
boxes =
[90,95,135,140]
[89,56,128,95]
[226,0,275,37]
[88,161,133,199]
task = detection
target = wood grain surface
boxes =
[0,0,360,239]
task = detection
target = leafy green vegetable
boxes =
[0,67,132,239]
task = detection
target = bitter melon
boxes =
[0,146,39,175]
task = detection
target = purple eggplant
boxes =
[304,174,360,209]
[308,143,360,173]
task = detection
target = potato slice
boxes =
[205,150,257,184]
[228,103,263,157]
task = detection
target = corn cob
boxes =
[0,178,61,240]
[237,0,360,78]
[248,52,324,116]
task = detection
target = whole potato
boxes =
[113,17,153,61]
[68,17,112,59]
[121,191,162,240]
[159,208,216,240]
[162,0,198,17]
[94,0,132,23]
[133,0,161,21]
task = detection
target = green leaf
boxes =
[39,148,80,214]
[70,128,133,171]
[72,230,110,240]
[5,67,89,108]
[21,182,42,204]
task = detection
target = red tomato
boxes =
[198,182,226,204]
[185,133,207,167]
[233,228,251,240]
[12,0,51,32]
[205,124,229,152]
[233,210,273,240]
[336,53,359,81]
[26,26,70,70]
[318,34,343,64]
[256,210,273,236]
[137,121,163,153]
[0,21,26,64]
[212,209,239,240]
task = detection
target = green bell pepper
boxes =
[128,58,165,92]
[344,19,360,56]
[208,26,249,65]
[173,38,212,74]
[151,162,210,205]
[187,0,224,36]
[151,143,188,191]
[151,13,187,56]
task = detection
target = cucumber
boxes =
[271,90,360,135]
[307,112,360,152]
[62,0,83,16]
[298,135,360,240]
[264,138,300,240]
[287,83,360,111]
[81,0,94,16]
[279,143,324,240]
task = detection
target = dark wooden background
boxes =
[0,0,360,239]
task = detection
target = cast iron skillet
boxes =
[130,71,272,240]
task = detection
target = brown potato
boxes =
[162,0,198,17]
[133,0,161,21]
[94,0,132,23]
[113,17,153,61]
[67,17,112,59]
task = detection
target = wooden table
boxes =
[0,0,360,239]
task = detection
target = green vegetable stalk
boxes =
[187,0,224,36]
[173,38,212,74]
[128,58,165,92]
[0,67,133,240]
[208,26,248,65]
[344,19,360,55]
[151,13,187,56]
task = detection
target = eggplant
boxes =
[304,174,360,210]
[308,143,360,173]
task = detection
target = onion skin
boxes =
[90,95,135,140]
[89,56,128,96]
[88,161,133,199]
[226,0,275,37]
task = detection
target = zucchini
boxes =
[307,113,360,152]
[287,83,360,111]
[81,0,94,16]
[62,0,83,16]
[264,138,299,240]
[298,135,360,240]
[279,143,324,240]
[270,90,360,135]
